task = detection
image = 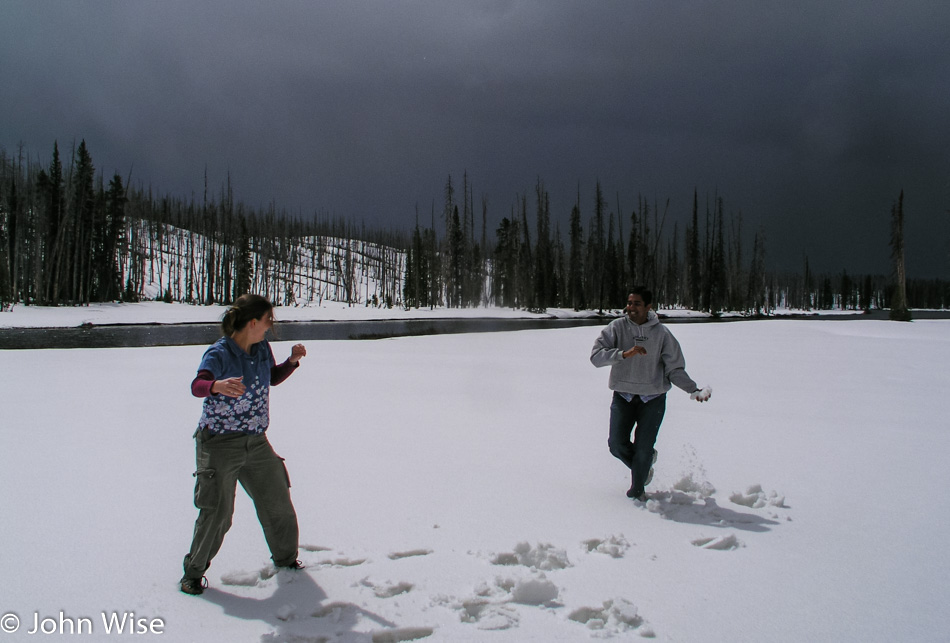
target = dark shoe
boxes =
[628,447,658,496]
[626,488,647,501]
[180,576,208,595]
[278,560,305,570]
[644,449,658,486]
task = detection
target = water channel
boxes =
[2,308,944,350]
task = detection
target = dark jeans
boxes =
[183,430,299,580]
[608,392,666,491]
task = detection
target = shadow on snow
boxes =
[201,569,403,643]
[644,493,781,533]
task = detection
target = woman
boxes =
[180,294,307,596]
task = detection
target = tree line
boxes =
[403,174,947,314]
[1,141,947,313]
[0,141,128,306]
[0,141,407,309]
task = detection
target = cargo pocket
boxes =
[278,457,291,488]
[192,468,218,509]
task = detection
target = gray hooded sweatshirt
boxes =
[590,311,698,396]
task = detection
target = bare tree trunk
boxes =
[889,190,911,321]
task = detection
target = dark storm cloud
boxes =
[2,0,948,276]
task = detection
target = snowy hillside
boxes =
[121,219,406,307]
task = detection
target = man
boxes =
[590,287,711,501]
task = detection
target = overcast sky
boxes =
[2,1,948,277]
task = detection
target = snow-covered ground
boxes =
[0,301,691,328]
[1,312,948,641]
[0,300,847,330]
[0,301,587,328]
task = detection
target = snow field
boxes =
[1,319,948,641]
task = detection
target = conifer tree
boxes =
[746,229,766,314]
[427,203,440,308]
[71,140,96,304]
[403,225,419,309]
[553,222,565,308]
[667,223,681,306]
[448,204,463,307]
[802,255,814,310]
[533,178,554,309]
[0,186,10,306]
[98,173,127,301]
[860,274,874,312]
[234,214,252,301]
[604,212,620,306]
[686,189,701,310]
[36,142,64,303]
[587,181,606,312]
[567,196,585,310]
[518,194,533,308]
[889,190,911,321]
[3,174,19,303]
[707,197,727,314]
[493,216,519,307]
[627,203,640,292]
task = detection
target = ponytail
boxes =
[221,294,274,336]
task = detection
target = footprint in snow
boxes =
[434,574,559,633]
[691,533,743,550]
[317,556,368,567]
[583,534,630,558]
[568,597,655,637]
[388,548,433,560]
[360,578,415,598]
[220,562,292,587]
[489,541,571,570]
[470,604,521,631]
[370,626,436,642]
[454,597,521,631]
[220,569,265,587]
[729,484,789,509]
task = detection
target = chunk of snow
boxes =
[510,578,559,605]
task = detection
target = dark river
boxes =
[0,317,610,349]
[1,309,945,350]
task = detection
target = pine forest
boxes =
[1,141,947,314]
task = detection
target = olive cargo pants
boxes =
[183,429,299,580]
